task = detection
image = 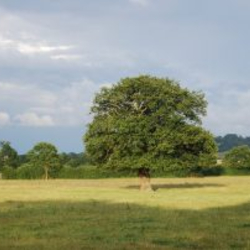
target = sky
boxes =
[1,0,250,154]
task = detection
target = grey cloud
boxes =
[0,112,10,126]
[14,113,55,127]
[0,79,101,127]
[1,0,250,151]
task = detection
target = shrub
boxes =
[223,145,250,170]
[16,163,44,179]
[57,165,135,179]
[1,166,17,179]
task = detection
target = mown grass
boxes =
[1,177,250,249]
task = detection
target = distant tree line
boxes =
[0,141,90,169]
[2,133,250,179]
[0,141,92,179]
[215,134,250,152]
[2,137,250,179]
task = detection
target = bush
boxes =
[193,165,224,176]
[2,164,46,179]
[223,145,250,170]
[223,167,250,176]
[57,164,223,179]
[16,163,44,179]
[1,163,224,179]
[57,165,135,179]
[1,166,17,179]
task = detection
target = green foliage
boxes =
[223,145,250,170]
[16,164,44,179]
[215,134,250,152]
[57,165,135,179]
[18,154,28,165]
[0,141,19,169]
[84,75,217,176]
[59,152,90,168]
[2,164,44,179]
[1,166,17,179]
[27,142,61,179]
[223,167,250,176]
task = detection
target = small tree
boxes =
[0,141,19,169]
[223,145,250,170]
[84,75,217,190]
[27,142,60,180]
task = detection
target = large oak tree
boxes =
[84,76,217,189]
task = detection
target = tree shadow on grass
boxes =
[0,199,249,250]
[126,183,225,191]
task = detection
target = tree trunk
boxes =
[138,168,153,191]
[44,166,49,180]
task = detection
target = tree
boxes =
[27,142,60,180]
[223,145,250,170]
[84,75,217,189]
[0,141,19,169]
[215,134,250,152]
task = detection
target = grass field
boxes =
[1,177,250,249]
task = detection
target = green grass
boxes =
[1,177,250,249]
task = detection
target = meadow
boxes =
[1,177,250,249]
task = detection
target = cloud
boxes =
[203,88,250,136]
[0,81,57,108]
[1,0,250,139]
[128,0,150,7]
[17,44,71,55]
[50,54,82,61]
[0,35,72,55]
[3,74,250,136]
[0,112,10,126]
[0,79,100,127]
[15,112,55,127]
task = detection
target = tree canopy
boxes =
[215,134,250,152]
[223,145,250,170]
[0,141,19,169]
[84,75,217,176]
[27,142,60,179]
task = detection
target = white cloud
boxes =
[128,0,150,7]
[1,0,250,138]
[0,37,13,47]
[0,112,10,126]
[50,54,82,61]
[203,88,250,136]
[54,80,100,125]
[0,81,57,107]
[2,77,250,135]
[0,79,100,127]
[17,44,71,55]
[15,112,55,127]
[0,35,72,57]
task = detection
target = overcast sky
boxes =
[1,0,250,153]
